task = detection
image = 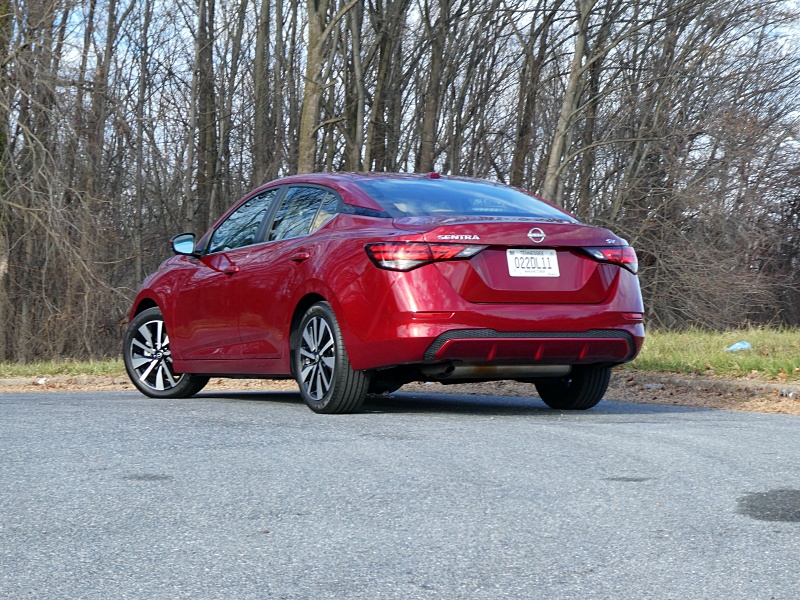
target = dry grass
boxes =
[0,358,125,379]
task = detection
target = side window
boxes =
[208,189,277,253]
[269,187,337,241]
[310,191,339,233]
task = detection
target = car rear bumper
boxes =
[345,307,644,370]
[424,329,637,364]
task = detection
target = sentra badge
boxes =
[438,234,481,241]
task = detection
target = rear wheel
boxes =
[123,307,209,399]
[294,302,370,413]
[534,365,611,410]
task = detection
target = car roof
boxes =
[253,172,547,211]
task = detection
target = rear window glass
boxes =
[354,179,577,221]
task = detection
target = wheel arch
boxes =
[288,293,327,374]
[132,297,159,317]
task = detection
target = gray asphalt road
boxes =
[1,389,799,599]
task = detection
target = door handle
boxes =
[291,252,311,263]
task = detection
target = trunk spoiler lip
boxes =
[392,215,580,229]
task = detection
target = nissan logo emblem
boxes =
[528,228,546,243]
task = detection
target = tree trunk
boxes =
[541,0,595,204]
[285,0,301,174]
[196,0,217,230]
[210,0,247,222]
[510,0,562,188]
[135,0,152,282]
[298,0,330,173]
[183,0,202,229]
[252,0,272,185]
[270,0,285,180]
[415,0,446,173]
[0,0,9,360]
[364,0,410,171]
[344,4,365,170]
[298,0,361,173]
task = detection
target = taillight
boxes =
[583,246,638,274]
[365,242,487,271]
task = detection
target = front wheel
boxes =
[534,365,611,410]
[123,307,209,399]
[293,302,369,413]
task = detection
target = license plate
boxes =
[506,249,560,277]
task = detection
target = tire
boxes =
[534,365,611,410]
[293,302,369,414]
[123,307,209,399]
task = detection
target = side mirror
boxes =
[171,232,198,257]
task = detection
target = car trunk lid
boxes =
[393,217,626,304]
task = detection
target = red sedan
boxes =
[123,173,644,413]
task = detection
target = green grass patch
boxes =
[0,359,125,379]
[1,328,799,382]
[629,327,800,381]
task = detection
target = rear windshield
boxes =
[354,178,578,221]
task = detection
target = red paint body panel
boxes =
[130,173,645,380]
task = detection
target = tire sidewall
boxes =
[294,303,342,412]
[123,307,206,399]
[535,365,611,410]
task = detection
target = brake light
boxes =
[365,242,487,271]
[583,246,638,274]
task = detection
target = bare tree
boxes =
[0,0,799,363]
[252,0,273,185]
[297,0,360,173]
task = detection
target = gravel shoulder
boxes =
[1,367,799,414]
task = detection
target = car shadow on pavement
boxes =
[196,390,304,405]
[363,392,709,415]
[197,389,709,416]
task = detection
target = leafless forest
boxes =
[1,0,799,362]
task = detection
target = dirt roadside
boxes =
[1,367,799,415]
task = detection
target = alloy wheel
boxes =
[127,318,185,392]
[299,316,336,401]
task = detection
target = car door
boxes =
[171,188,280,360]
[234,186,340,359]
